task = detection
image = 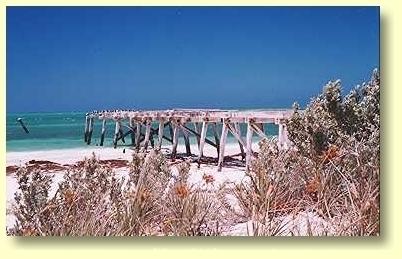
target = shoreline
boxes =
[6,141,260,167]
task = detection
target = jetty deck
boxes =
[84,109,293,171]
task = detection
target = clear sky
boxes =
[7,6,379,113]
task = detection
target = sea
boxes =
[6,112,279,152]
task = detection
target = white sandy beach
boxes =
[6,142,255,196]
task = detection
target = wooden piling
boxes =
[118,122,125,144]
[84,116,89,143]
[143,120,151,149]
[171,123,179,160]
[113,120,120,148]
[282,124,289,149]
[197,121,208,164]
[278,122,283,147]
[182,124,191,156]
[194,122,201,148]
[87,117,94,145]
[168,122,174,141]
[217,121,228,171]
[234,123,245,160]
[129,118,135,146]
[181,124,217,148]
[150,131,155,147]
[246,120,254,171]
[211,122,220,157]
[277,122,289,149]
[100,119,106,146]
[153,122,173,144]
[157,120,164,148]
[135,122,142,151]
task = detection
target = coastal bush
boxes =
[286,69,380,157]
[286,69,380,235]
[163,161,222,236]
[8,150,221,236]
[227,69,380,236]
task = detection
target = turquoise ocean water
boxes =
[6,112,279,152]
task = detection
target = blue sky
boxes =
[7,7,379,113]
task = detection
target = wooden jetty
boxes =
[84,109,293,171]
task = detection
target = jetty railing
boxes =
[84,109,293,171]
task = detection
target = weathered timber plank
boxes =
[100,119,106,146]
[181,124,191,156]
[197,121,208,163]
[246,121,253,171]
[217,122,228,172]
[171,123,179,160]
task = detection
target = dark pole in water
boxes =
[17,118,29,133]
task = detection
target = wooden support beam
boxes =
[246,120,254,171]
[150,131,155,147]
[171,122,179,160]
[234,123,246,160]
[282,124,289,149]
[113,121,120,148]
[277,122,290,149]
[181,124,191,156]
[124,124,168,147]
[217,121,228,172]
[157,120,164,148]
[278,122,283,147]
[227,123,246,147]
[197,121,208,163]
[87,117,94,145]
[153,126,173,143]
[137,122,172,144]
[117,129,132,142]
[100,119,106,146]
[119,128,125,143]
[194,122,201,148]
[143,120,151,149]
[251,122,269,140]
[129,118,135,146]
[84,116,89,143]
[181,124,217,148]
[135,122,142,151]
[168,122,174,142]
[211,122,220,157]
